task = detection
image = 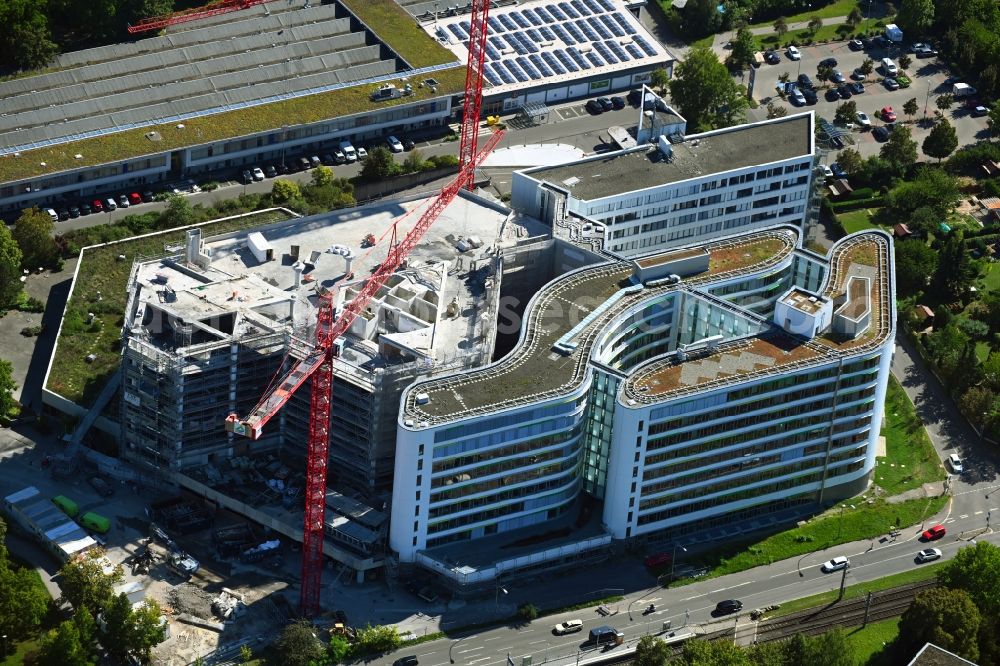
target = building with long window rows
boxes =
[389,225,895,586]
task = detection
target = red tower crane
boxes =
[225,0,498,616]
[127,0,268,34]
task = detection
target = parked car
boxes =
[129,192,143,205]
[309,155,322,168]
[837,85,853,99]
[403,137,416,151]
[819,164,834,179]
[552,620,584,635]
[830,70,846,84]
[393,657,418,666]
[332,148,347,163]
[627,88,643,106]
[856,112,872,129]
[105,198,117,211]
[786,46,801,60]
[277,162,291,174]
[821,556,850,572]
[69,206,81,218]
[118,194,130,208]
[80,203,92,215]
[851,69,867,81]
[849,82,865,95]
[91,199,104,213]
[242,169,254,184]
[88,476,114,497]
[597,97,614,112]
[44,208,59,222]
[947,453,963,473]
[972,105,989,117]
[251,167,265,181]
[797,73,814,89]
[714,600,743,615]
[322,154,337,166]
[357,146,368,159]
[921,524,946,541]
[915,548,942,563]
[57,208,70,221]
[790,87,806,105]
[765,49,781,64]
[610,96,626,110]
[265,165,278,178]
[848,39,863,51]
[915,45,937,58]
[880,106,897,122]
[819,57,838,67]
[873,126,890,142]
[387,135,405,152]
[825,88,841,102]
[831,163,847,179]
[297,157,311,171]
[803,89,818,105]
[644,552,672,568]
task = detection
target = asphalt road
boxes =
[752,42,991,160]
[367,340,1000,666]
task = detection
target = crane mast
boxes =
[226,0,499,615]
[127,0,268,33]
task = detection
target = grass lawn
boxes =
[750,0,861,27]
[46,210,292,406]
[758,23,856,49]
[839,209,881,235]
[846,617,902,665]
[876,377,947,495]
[671,495,948,584]
[771,561,945,617]
[981,263,1000,291]
[339,0,455,68]
[689,34,715,49]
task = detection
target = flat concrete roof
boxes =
[403,228,799,425]
[130,194,546,369]
[781,288,825,314]
[529,113,813,201]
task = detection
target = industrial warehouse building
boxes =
[0,0,672,217]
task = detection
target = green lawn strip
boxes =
[750,0,860,27]
[689,35,715,49]
[844,616,902,665]
[672,496,949,584]
[46,210,291,405]
[758,23,856,49]
[0,66,466,183]
[876,376,947,495]
[339,0,455,68]
[770,561,945,618]
[981,263,1000,291]
[838,210,879,235]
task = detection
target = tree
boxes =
[937,93,955,111]
[880,124,919,174]
[0,0,58,71]
[899,588,980,661]
[635,635,671,666]
[834,101,858,125]
[158,194,196,229]
[933,235,977,301]
[681,0,721,38]
[403,148,428,173]
[836,147,863,176]
[807,16,823,34]
[884,1,897,19]
[773,17,788,38]
[903,97,919,121]
[816,64,834,81]
[847,6,864,27]
[271,178,301,203]
[959,386,996,426]
[937,542,1000,663]
[677,639,752,665]
[0,531,50,639]
[38,619,95,666]
[668,46,749,132]
[12,208,58,270]
[987,102,1000,137]
[0,224,23,309]
[649,68,670,91]
[981,352,1000,391]
[728,26,756,71]
[310,165,335,188]
[276,620,324,666]
[0,359,18,419]
[360,146,400,181]
[887,167,960,218]
[327,635,351,663]
[517,603,538,620]
[859,58,875,75]
[58,550,124,614]
[897,0,935,36]
[898,53,912,71]
[765,101,788,119]
[129,599,168,662]
[924,117,959,162]
[894,240,937,295]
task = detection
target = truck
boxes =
[52,495,79,518]
[953,82,977,97]
[168,551,200,577]
[884,23,903,43]
[79,512,110,534]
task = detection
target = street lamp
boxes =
[668,543,687,584]
[495,585,508,609]
[2,634,7,659]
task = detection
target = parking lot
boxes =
[752,41,992,160]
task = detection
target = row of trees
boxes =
[670,0,843,40]
[634,542,1000,665]
[0,206,64,311]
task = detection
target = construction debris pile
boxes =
[211,588,247,621]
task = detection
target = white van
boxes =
[881,57,898,76]
[105,198,117,211]
[339,140,357,162]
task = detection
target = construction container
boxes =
[52,495,80,518]
[79,512,111,534]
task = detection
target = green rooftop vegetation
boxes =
[340,0,456,69]
[47,209,291,406]
[0,65,465,184]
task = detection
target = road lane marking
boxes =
[960,514,969,519]
[484,637,504,642]
[459,647,485,654]
[469,657,492,664]
[975,511,983,515]
[529,640,548,645]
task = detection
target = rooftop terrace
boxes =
[526,113,813,201]
[624,231,893,403]
[402,228,798,426]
